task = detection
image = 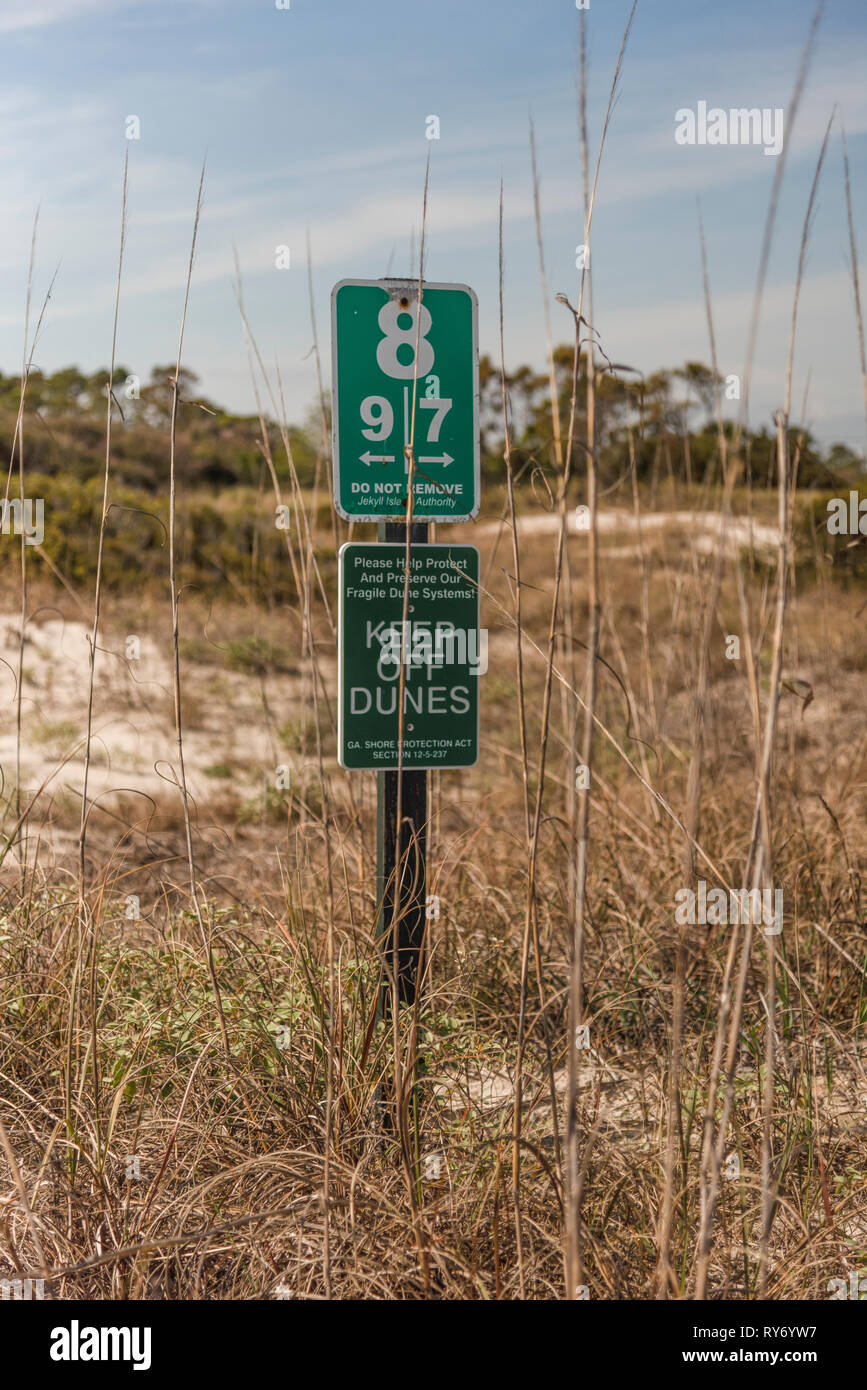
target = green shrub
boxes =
[792,490,867,583]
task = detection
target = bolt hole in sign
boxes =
[331,279,480,522]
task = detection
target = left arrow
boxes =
[360,452,395,466]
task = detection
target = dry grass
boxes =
[1,501,865,1299]
[2,0,865,1304]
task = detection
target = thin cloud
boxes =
[0,0,122,31]
[0,0,201,31]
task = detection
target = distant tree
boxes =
[825,441,864,476]
[141,365,202,428]
[674,362,722,426]
[39,367,89,414]
[0,356,852,498]
[76,368,128,413]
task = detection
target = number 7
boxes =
[419,397,452,442]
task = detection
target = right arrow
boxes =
[418,453,454,467]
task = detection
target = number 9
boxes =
[360,395,393,441]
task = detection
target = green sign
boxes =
[331,279,479,522]
[338,543,481,770]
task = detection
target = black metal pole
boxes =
[376,520,428,1014]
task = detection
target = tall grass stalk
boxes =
[166,162,230,1061]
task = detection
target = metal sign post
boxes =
[376,519,428,1013]
[376,519,427,1012]
[339,528,480,1011]
[332,277,480,1015]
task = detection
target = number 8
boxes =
[376,300,435,380]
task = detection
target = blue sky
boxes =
[1,0,866,450]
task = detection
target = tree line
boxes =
[1,357,860,496]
